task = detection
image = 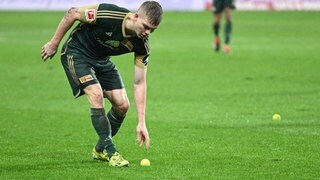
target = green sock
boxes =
[90,108,117,156]
[225,21,232,44]
[107,108,125,137]
[213,22,220,36]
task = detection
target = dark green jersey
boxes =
[62,3,150,68]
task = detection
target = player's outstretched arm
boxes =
[41,7,81,61]
[133,65,150,149]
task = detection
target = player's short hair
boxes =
[138,1,163,26]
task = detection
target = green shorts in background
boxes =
[213,0,236,14]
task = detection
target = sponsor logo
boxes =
[85,9,95,21]
[104,136,112,141]
[97,38,121,49]
[121,39,133,51]
[105,32,113,37]
[79,75,94,83]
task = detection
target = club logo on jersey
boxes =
[85,9,96,22]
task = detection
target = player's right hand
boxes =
[41,41,57,61]
[136,123,150,149]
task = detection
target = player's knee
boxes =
[114,99,130,116]
[89,93,104,108]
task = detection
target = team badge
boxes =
[85,9,96,22]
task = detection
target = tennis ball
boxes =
[272,114,281,121]
[140,158,150,167]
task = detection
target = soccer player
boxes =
[41,1,163,167]
[212,0,235,53]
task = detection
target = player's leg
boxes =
[223,7,233,53]
[84,84,117,158]
[96,59,130,167]
[103,89,130,137]
[213,13,222,51]
[85,84,112,161]
[85,85,129,167]
[60,54,116,163]
[212,0,224,51]
[96,59,129,137]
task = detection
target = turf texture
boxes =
[0,10,319,179]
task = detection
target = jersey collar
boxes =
[122,13,135,38]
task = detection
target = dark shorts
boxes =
[213,0,236,14]
[61,49,124,98]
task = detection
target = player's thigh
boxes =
[96,60,129,109]
[224,8,233,20]
[61,54,99,98]
[214,13,222,22]
[96,60,125,91]
[84,84,105,108]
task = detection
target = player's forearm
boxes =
[134,82,147,125]
[133,65,148,124]
[50,7,79,46]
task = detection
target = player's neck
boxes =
[124,14,137,36]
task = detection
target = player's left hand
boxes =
[41,41,57,61]
[136,123,150,149]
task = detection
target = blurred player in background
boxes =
[41,1,162,167]
[212,0,236,53]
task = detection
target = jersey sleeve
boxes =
[78,4,99,24]
[78,3,129,24]
[134,38,150,69]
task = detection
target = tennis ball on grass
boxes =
[140,158,150,167]
[272,114,281,121]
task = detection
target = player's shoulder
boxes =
[94,3,130,26]
[78,3,130,24]
[98,3,130,13]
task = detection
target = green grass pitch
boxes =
[0,10,320,179]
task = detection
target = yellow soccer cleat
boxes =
[109,152,129,167]
[92,147,109,162]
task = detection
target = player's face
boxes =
[135,16,157,39]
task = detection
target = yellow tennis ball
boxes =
[272,114,281,121]
[140,158,150,167]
